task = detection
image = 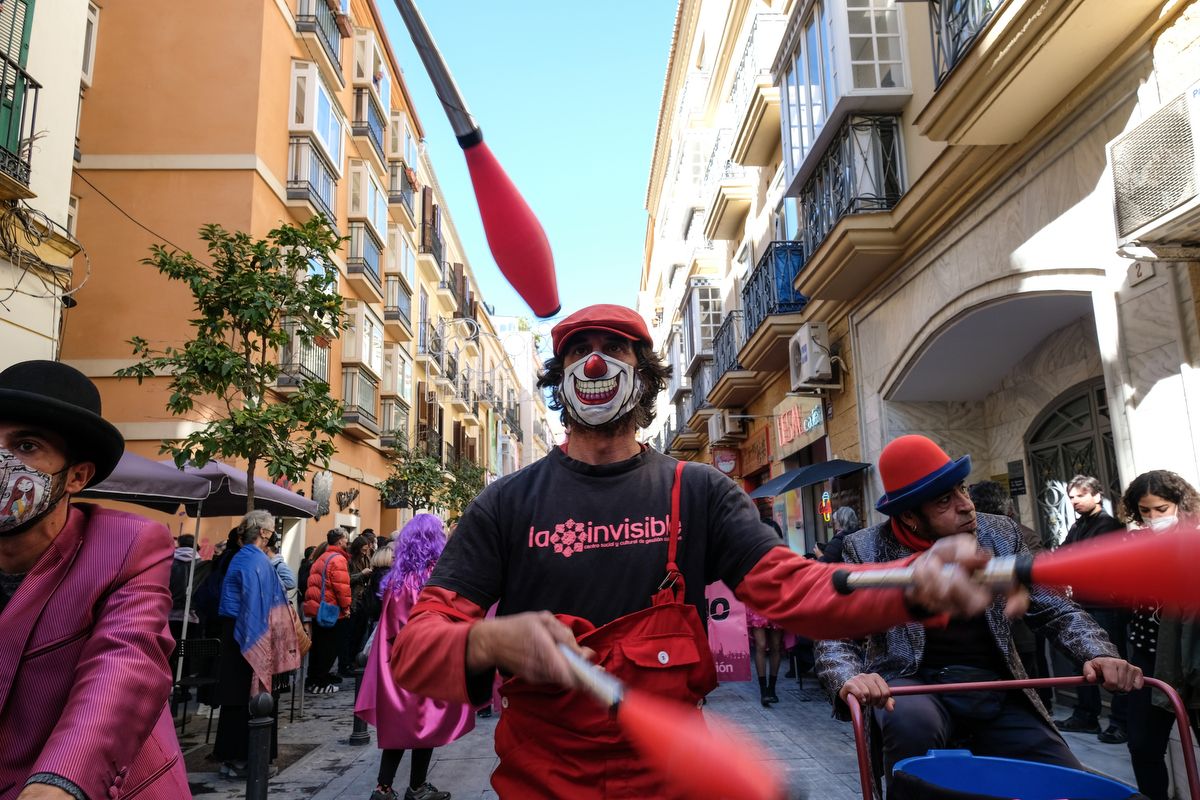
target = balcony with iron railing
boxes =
[416,320,442,373]
[341,366,379,439]
[443,351,459,385]
[417,222,444,282]
[277,325,330,390]
[388,160,416,224]
[738,241,808,374]
[708,309,759,408]
[686,359,715,430]
[415,423,442,462]
[346,222,383,299]
[352,88,387,164]
[295,0,342,78]
[929,0,1000,86]
[729,14,786,168]
[287,136,337,227]
[0,53,39,200]
[384,276,412,340]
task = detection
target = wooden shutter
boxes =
[416,381,428,423]
[420,187,434,241]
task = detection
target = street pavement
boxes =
[181,677,1136,799]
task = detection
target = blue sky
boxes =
[377,1,679,324]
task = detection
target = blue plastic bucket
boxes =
[892,750,1137,800]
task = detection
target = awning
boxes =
[748,459,871,499]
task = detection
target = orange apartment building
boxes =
[61,0,532,559]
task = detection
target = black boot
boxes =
[765,675,780,704]
[758,675,770,707]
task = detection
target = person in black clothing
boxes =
[820,506,860,564]
[296,545,316,619]
[1053,474,1130,742]
[193,527,242,638]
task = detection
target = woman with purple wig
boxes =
[355,514,474,800]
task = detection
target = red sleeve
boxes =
[333,555,352,612]
[390,585,488,704]
[734,546,935,640]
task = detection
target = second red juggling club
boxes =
[832,525,1200,614]
[558,645,785,800]
[392,0,560,318]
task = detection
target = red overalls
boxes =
[492,461,719,798]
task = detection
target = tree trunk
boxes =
[246,456,257,514]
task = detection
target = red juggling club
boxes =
[558,645,785,800]
[392,0,560,318]
[832,525,1200,613]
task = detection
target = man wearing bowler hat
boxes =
[0,361,188,800]
[815,434,1142,782]
[390,305,1035,798]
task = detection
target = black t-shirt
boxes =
[428,446,782,628]
[922,616,1007,674]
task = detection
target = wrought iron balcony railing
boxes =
[384,275,411,328]
[352,88,386,160]
[728,15,785,120]
[687,359,714,420]
[0,52,40,188]
[347,222,382,289]
[797,115,904,264]
[287,136,337,225]
[444,351,459,383]
[419,222,444,265]
[928,0,1000,86]
[296,0,342,70]
[742,241,808,339]
[388,160,416,215]
[417,321,442,360]
[416,424,442,461]
[712,310,745,382]
[380,399,408,449]
[278,325,330,386]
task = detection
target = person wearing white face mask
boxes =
[388,304,1034,799]
[1120,469,1200,800]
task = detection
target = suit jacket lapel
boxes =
[0,506,85,712]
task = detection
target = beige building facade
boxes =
[60,0,530,557]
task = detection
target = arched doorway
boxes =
[1024,379,1120,545]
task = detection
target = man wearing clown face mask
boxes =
[391,304,1028,799]
[0,360,188,800]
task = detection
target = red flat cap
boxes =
[551,304,652,356]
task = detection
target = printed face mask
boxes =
[0,448,65,537]
[562,350,643,429]
[1148,515,1178,532]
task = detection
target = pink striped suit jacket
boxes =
[0,503,189,799]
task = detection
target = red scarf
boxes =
[891,518,934,552]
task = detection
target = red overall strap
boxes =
[656,459,686,599]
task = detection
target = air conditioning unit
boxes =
[707,410,747,443]
[789,322,833,390]
[1109,82,1200,246]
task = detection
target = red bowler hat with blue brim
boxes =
[875,434,972,517]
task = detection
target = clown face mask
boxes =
[562,350,643,429]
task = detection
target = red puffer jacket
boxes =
[303,546,352,619]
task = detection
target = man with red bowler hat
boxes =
[0,361,188,800]
[815,434,1142,783]
[391,306,1027,799]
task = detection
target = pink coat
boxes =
[355,581,474,749]
[0,504,189,799]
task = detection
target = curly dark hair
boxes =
[1120,469,1200,525]
[537,340,671,433]
[969,480,1012,517]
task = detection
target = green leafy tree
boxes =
[377,445,446,512]
[117,218,348,512]
[443,458,486,521]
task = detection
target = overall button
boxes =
[500,696,509,709]
[657,650,670,665]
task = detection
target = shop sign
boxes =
[741,427,771,474]
[820,490,833,522]
[772,395,825,460]
[705,582,750,682]
[711,447,740,476]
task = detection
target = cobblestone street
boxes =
[182,678,1139,799]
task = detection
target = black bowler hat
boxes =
[0,360,125,486]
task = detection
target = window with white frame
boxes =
[345,302,385,377]
[353,30,391,114]
[779,4,836,179]
[681,280,722,364]
[847,0,901,90]
[387,111,418,164]
[398,345,412,405]
[291,62,345,173]
[349,161,388,238]
[66,196,79,238]
[81,3,99,86]
[387,224,415,287]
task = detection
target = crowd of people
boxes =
[0,301,1197,800]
